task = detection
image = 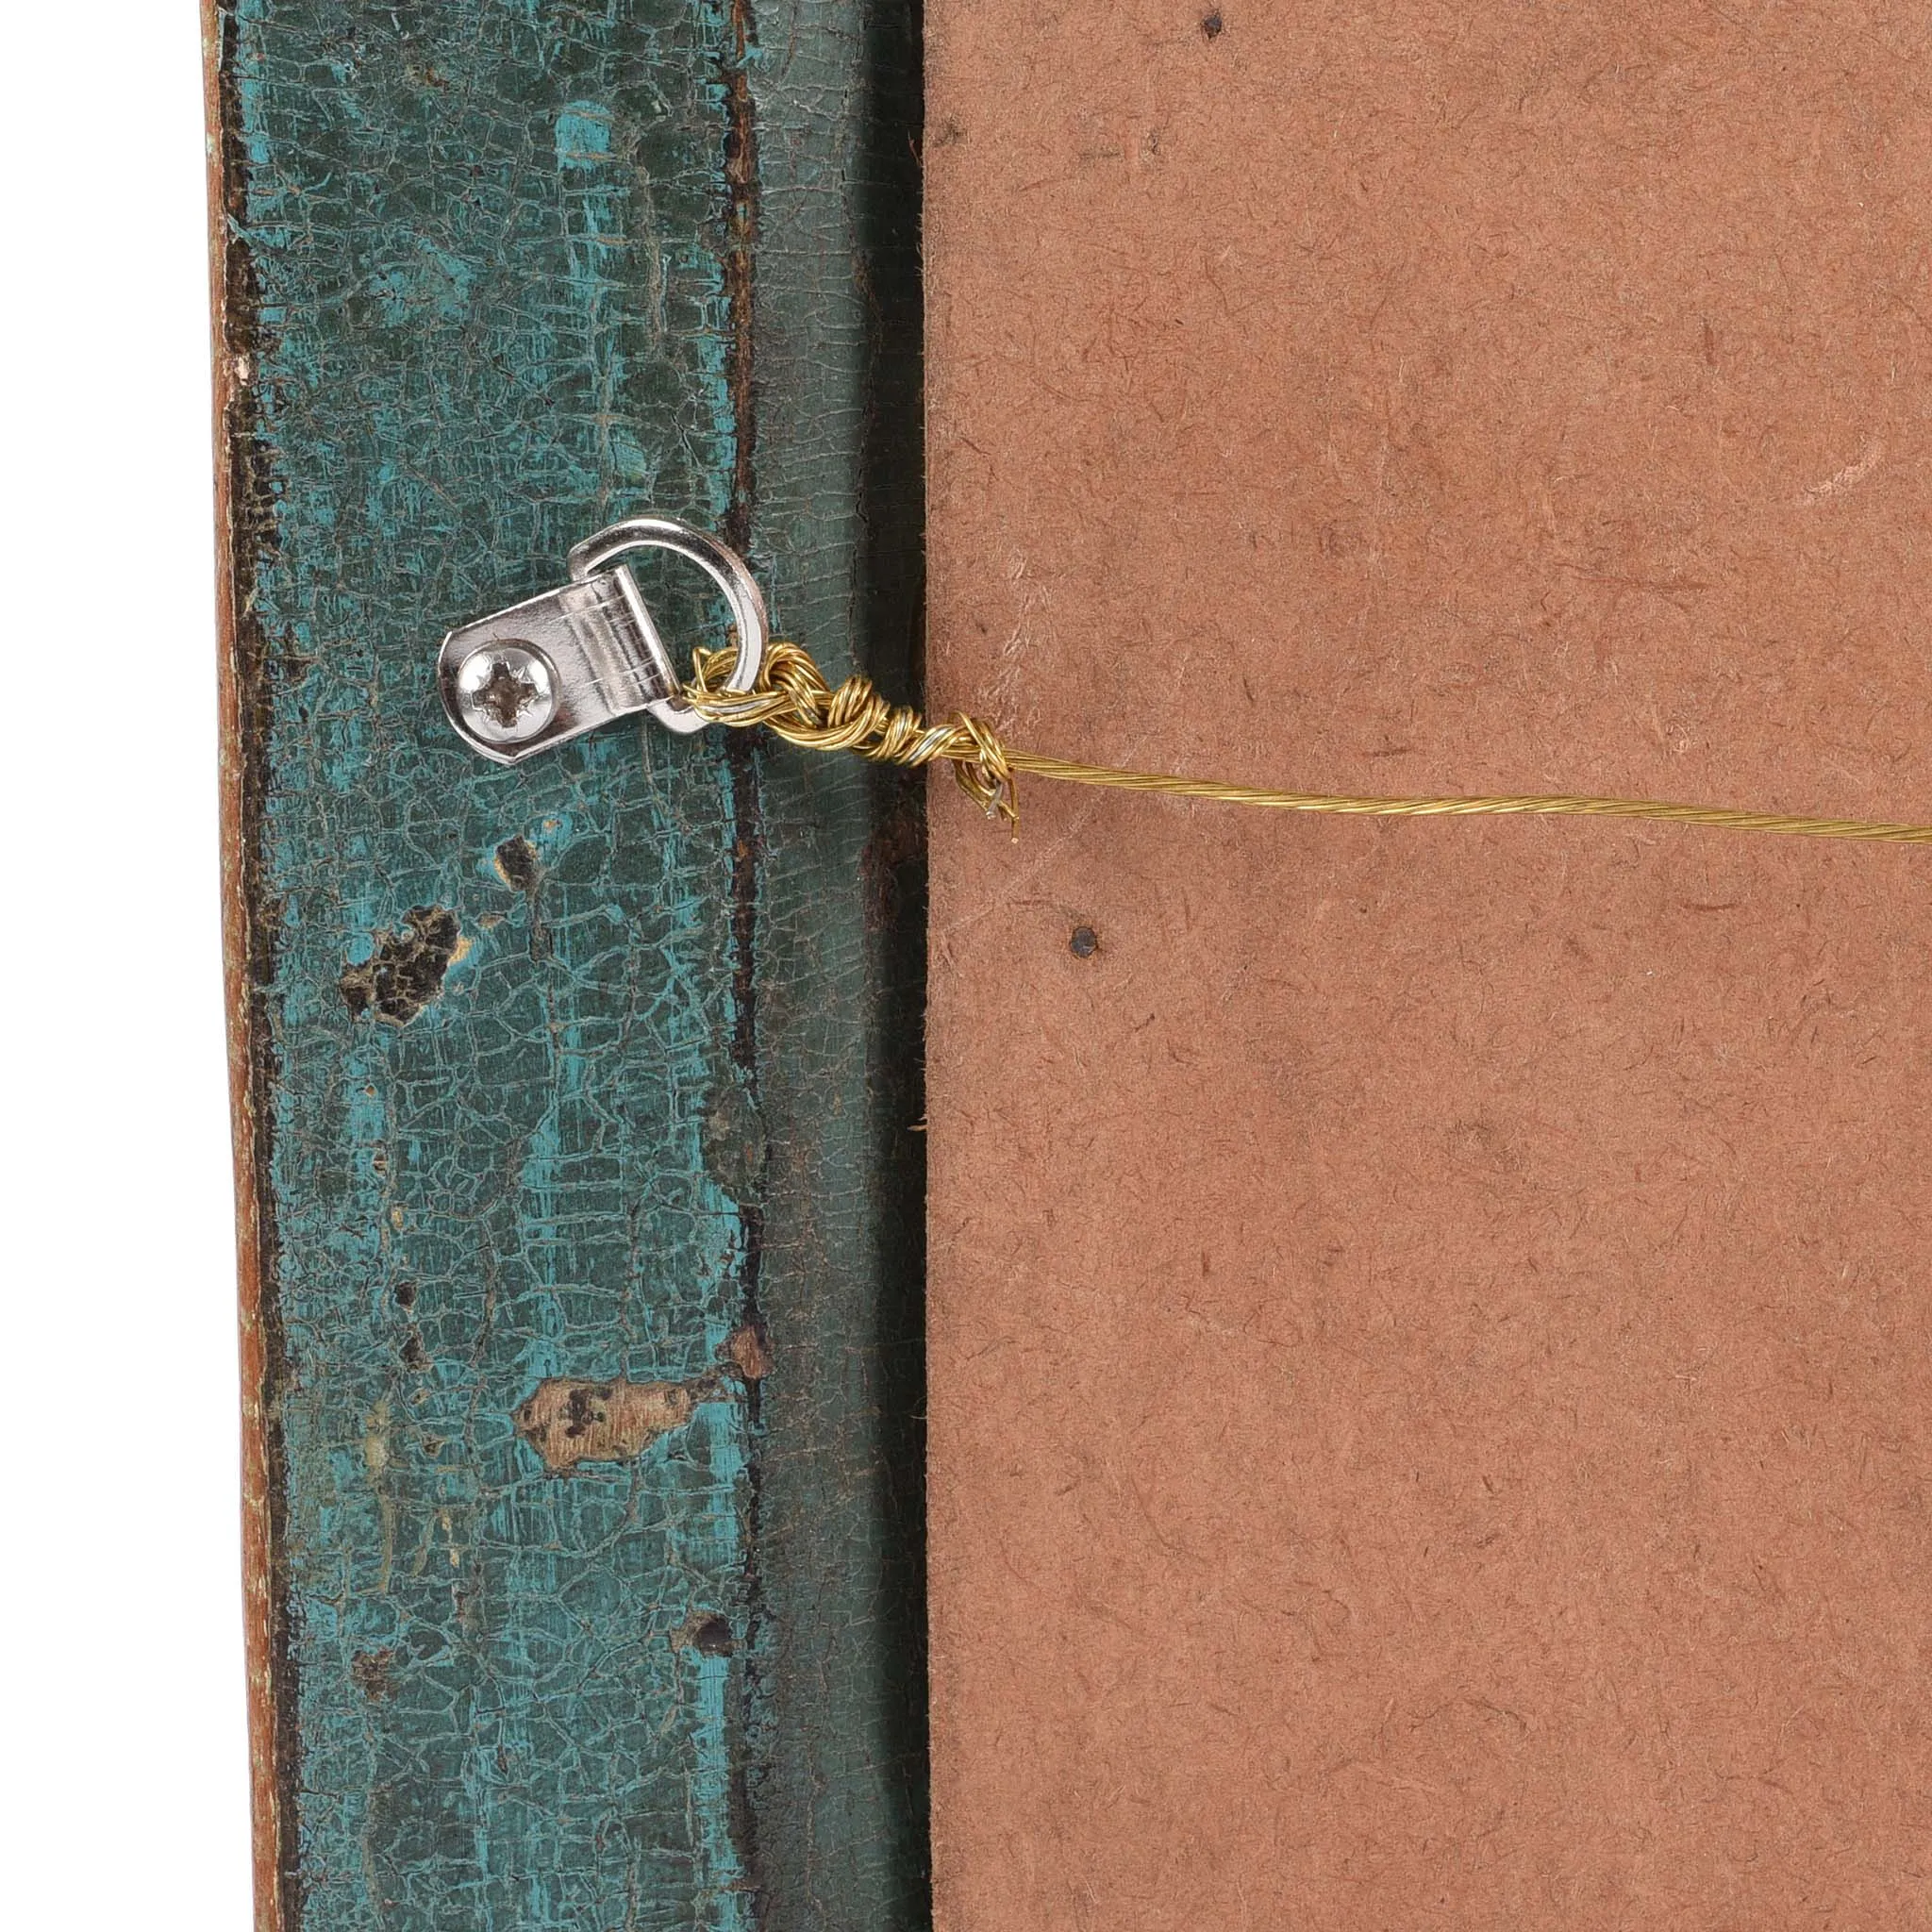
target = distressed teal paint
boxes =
[217,1,926,1927]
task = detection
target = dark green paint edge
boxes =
[741,2,930,1919]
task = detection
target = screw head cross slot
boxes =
[453,641,558,745]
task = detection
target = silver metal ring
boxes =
[567,517,767,736]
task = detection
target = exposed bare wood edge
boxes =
[202,6,285,1928]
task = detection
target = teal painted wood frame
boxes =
[207,5,928,1927]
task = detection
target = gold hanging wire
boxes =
[683,640,1932,846]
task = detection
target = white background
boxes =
[3,8,253,1926]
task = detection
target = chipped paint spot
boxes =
[340,907,467,1024]
[492,835,541,891]
[673,1610,737,1657]
[516,1375,721,1472]
[723,1321,773,1382]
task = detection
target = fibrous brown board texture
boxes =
[924,4,1932,1924]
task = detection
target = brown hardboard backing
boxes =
[924,5,1932,1924]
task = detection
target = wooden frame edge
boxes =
[203,7,286,1929]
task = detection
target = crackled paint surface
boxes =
[213,3,927,1927]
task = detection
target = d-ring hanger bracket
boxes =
[438,513,768,765]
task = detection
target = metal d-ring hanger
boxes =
[438,514,767,764]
